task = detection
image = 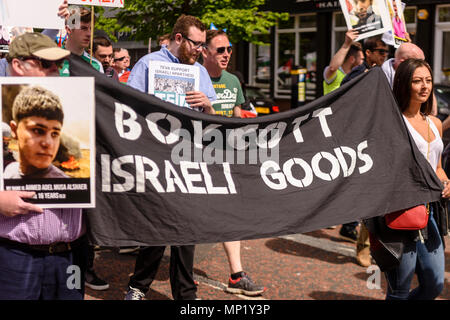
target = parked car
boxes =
[242,85,280,116]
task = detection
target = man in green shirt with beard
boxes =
[201,29,266,296]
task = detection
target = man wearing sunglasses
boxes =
[339,35,388,268]
[202,30,243,118]
[6,33,69,77]
[201,29,266,296]
[112,48,131,84]
[125,14,216,301]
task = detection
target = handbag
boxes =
[385,205,429,230]
[384,117,431,231]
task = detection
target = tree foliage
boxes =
[93,0,288,45]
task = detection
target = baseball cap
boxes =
[7,33,70,61]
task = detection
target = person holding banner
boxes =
[339,35,388,267]
[59,6,104,76]
[377,58,448,299]
[125,15,216,301]
[0,33,88,300]
[202,29,266,296]
[323,29,363,95]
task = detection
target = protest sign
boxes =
[386,0,408,47]
[68,0,124,7]
[0,0,65,30]
[0,77,96,208]
[68,55,442,247]
[148,61,200,109]
[0,26,33,53]
[339,0,391,41]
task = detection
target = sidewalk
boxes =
[85,226,450,300]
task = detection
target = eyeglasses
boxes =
[372,48,389,55]
[20,56,65,69]
[114,56,126,62]
[216,46,232,54]
[183,35,207,49]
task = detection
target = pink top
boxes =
[0,208,84,245]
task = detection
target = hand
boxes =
[0,191,43,217]
[442,181,450,198]
[185,91,215,114]
[58,0,70,19]
[344,29,359,46]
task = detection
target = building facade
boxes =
[235,0,450,110]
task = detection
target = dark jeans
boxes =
[341,221,358,231]
[128,245,197,300]
[384,213,445,300]
[0,240,88,300]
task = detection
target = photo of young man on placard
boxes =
[0,77,95,208]
[340,0,391,41]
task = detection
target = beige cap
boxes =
[8,32,70,61]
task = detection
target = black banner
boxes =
[69,55,442,247]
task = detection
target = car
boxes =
[242,85,280,116]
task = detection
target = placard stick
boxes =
[90,5,94,66]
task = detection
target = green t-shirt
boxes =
[323,68,346,95]
[210,70,245,117]
[60,50,103,77]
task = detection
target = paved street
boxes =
[85,225,450,301]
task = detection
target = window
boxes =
[434,5,450,85]
[248,34,271,92]
[274,14,317,99]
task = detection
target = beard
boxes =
[178,41,199,65]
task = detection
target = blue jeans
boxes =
[384,211,445,300]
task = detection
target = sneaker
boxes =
[339,227,358,243]
[85,270,109,291]
[124,287,145,300]
[119,246,140,254]
[225,272,266,296]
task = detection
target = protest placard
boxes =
[339,0,391,41]
[386,0,408,47]
[148,61,200,109]
[0,26,33,53]
[0,77,96,208]
[0,0,65,30]
[68,0,124,7]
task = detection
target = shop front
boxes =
[238,0,450,110]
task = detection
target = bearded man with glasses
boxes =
[125,14,216,301]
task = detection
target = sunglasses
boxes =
[114,56,126,62]
[21,56,65,69]
[183,35,207,49]
[216,46,232,54]
[372,48,389,55]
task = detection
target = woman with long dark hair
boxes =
[385,58,449,299]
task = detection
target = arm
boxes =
[324,29,359,81]
[233,106,242,118]
[0,191,43,217]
